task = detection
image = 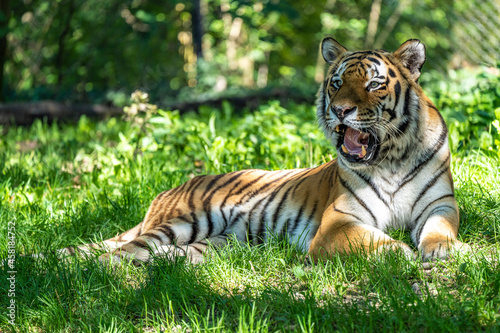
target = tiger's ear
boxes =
[321,37,347,64]
[394,39,426,81]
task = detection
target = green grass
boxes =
[1,101,499,332]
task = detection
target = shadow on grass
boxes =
[1,243,499,332]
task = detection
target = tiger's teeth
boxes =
[341,144,348,154]
[335,125,340,132]
[361,145,367,157]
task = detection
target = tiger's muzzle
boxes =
[332,105,357,122]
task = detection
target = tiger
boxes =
[47,37,469,265]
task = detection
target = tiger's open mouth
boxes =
[335,125,378,163]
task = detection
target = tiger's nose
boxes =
[333,106,357,120]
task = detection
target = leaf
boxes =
[149,116,172,126]
[135,10,156,24]
[292,265,307,282]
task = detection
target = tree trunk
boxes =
[55,0,76,95]
[191,0,203,60]
[365,0,382,48]
[0,0,11,102]
[373,0,412,49]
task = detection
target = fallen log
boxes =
[164,88,314,112]
[0,89,315,126]
[0,101,122,126]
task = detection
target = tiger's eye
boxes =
[369,81,380,89]
[332,80,342,89]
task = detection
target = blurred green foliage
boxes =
[421,67,500,155]
[5,0,496,105]
[0,100,328,208]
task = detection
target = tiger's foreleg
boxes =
[309,208,415,261]
[412,199,470,261]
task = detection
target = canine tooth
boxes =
[341,144,348,154]
[335,125,340,132]
[361,145,367,157]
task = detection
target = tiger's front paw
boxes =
[375,241,416,261]
[419,239,470,261]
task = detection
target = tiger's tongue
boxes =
[343,127,369,157]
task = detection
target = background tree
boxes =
[0,0,10,101]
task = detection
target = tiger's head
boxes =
[317,37,427,169]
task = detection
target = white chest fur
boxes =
[337,148,453,232]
